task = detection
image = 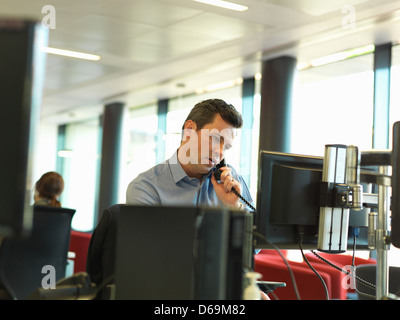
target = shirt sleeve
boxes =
[126,178,161,206]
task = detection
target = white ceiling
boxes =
[1,0,400,123]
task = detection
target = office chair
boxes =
[69,230,92,273]
[355,265,400,300]
[0,205,75,300]
[254,254,333,300]
[86,204,121,299]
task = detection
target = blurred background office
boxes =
[1,0,400,266]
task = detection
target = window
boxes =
[31,122,58,199]
[165,96,192,159]
[291,53,374,156]
[118,104,158,203]
[60,118,100,232]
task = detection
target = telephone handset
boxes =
[214,158,226,181]
[213,159,256,212]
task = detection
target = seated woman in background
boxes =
[33,171,64,207]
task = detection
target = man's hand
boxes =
[211,166,242,209]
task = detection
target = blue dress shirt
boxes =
[126,151,253,209]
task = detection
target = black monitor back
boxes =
[114,205,253,300]
[194,208,253,299]
[391,121,400,248]
[115,205,197,299]
[0,19,48,236]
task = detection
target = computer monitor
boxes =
[254,150,372,251]
[0,19,48,236]
[114,205,253,300]
[115,205,196,300]
[391,121,400,249]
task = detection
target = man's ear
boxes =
[181,120,197,144]
[184,119,197,130]
[183,120,197,139]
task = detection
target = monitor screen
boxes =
[255,150,371,251]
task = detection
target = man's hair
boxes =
[182,99,243,130]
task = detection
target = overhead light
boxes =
[42,47,101,61]
[195,77,243,94]
[57,150,74,158]
[310,44,374,67]
[194,0,248,12]
[296,62,311,71]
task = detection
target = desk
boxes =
[257,281,286,294]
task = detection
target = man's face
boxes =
[179,114,236,179]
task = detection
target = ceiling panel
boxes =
[132,28,224,55]
[57,14,156,41]
[257,0,371,16]
[48,29,109,53]
[92,0,203,27]
[98,40,177,63]
[168,12,271,41]
[44,57,123,92]
[0,0,400,123]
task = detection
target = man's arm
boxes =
[126,180,161,205]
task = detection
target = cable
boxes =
[309,227,376,293]
[351,227,359,266]
[310,250,377,299]
[231,187,256,212]
[309,229,377,299]
[349,227,377,298]
[214,168,256,212]
[253,232,301,300]
[268,241,301,300]
[298,232,330,300]
[310,250,376,290]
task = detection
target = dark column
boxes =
[97,102,124,222]
[156,99,168,164]
[259,56,297,153]
[241,77,255,186]
[0,20,48,235]
[55,125,66,175]
[372,43,392,149]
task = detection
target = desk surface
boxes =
[257,281,286,293]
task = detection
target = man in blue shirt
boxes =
[87,99,265,299]
[126,98,253,210]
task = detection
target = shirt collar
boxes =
[168,150,188,184]
[168,150,214,184]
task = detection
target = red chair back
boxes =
[69,230,92,274]
[254,254,333,300]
